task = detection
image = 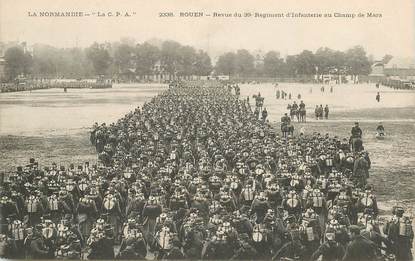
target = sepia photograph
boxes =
[0,0,414,260]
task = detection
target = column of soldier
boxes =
[0,80,413,260]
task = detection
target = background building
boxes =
[384,57,415,80]
[369,57,415,81]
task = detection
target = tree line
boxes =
[2,39,389,82]
[216,46,386,78]
[2,39,212,81]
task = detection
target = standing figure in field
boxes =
[254,93,264,112]
[350,122,363,152]
[298,100,306,123]
[376,122,385,138]
[324,105,329,119]
[234,85,240,96]
[262,108,268,122]
[383,207,414,261]
[318,105,324,119]
[353,154,371,188]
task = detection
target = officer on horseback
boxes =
[281,113,293,138]
[292,101,298,111]
[299,100,305,110]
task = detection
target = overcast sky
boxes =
[1,0,414,60]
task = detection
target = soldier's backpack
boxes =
[325,157,333,167]
[242,186,255,201]
[42,225,55,240]
[158,227,172,250]
[103,195,116,210]
[9,220,25,240]
[55,245,70,258]
[286,194,300,208]
[252,224,265,242]
[312,193,324,208]
[336,194,349,207]
[78,179,88,192]
[26,196,38,213]
[48,195,59,211]
[301,224,315,242]
[398,217,413,237]
[360,194,374,208]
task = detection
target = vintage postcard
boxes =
[0,0,414,260]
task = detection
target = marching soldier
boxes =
[383,207,414,261]
[77,194,98,240]
[102,187,123,242]
[142,196,162,246]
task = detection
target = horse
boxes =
[281,123,294,138]
[350,137,363,152]
[290,108,297,120]
[298,108,306,123]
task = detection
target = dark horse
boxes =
[290,108,297,120]
[350,137,363,152]
[298,108,306,123]
[281,122,294,138]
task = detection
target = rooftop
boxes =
[384,57,415,69]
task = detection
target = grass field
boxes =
[0,130,96,172]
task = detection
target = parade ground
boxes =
[1,82,414,214]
